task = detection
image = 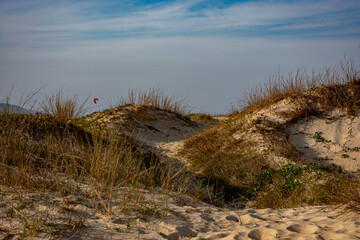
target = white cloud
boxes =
[0,0,359,48]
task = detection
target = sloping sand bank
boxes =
[288,110,360,172]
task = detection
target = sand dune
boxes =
[1,94,360,239]
[69,103,360,239]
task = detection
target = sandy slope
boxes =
[235,96,360,173]
[288,110,360,172]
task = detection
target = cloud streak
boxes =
[1,0,359,48]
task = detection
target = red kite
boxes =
[93,98,99,104]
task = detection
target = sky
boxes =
[1,0,360,114]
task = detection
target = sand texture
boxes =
[288,112,360,172]
[1,186,359,239]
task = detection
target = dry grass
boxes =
[0,114,164,190]
[309,76,360,114]
[180,121,271,203]
[232,57,359,113]
[320,173,360,215]
[112,86,190,115]
[40,89,89,120]
[0,91,186,237]
[186,113,218,125]
[0,87,41,115]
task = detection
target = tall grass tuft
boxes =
[115,86,190,115]
[0,87,40,114]
[319,173,360,215]
[41,89,89,120]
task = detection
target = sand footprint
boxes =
[287,223,319,234]
[248,227,278,240]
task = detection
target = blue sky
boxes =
[1,0,360,114]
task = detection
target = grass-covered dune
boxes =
[0,58,359,239]
[182,58,360,210]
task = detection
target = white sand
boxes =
[288,110,360,172]
[1,186,359,239]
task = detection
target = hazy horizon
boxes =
[1,0,360,114]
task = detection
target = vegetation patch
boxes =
[251,163,324,208]
[180,119,271,204]
[186,113,219,125]
[0,114,166,190]
[313,132,331,143]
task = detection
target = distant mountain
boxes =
[0,103,37,115]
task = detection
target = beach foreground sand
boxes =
[1,185,359,239]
